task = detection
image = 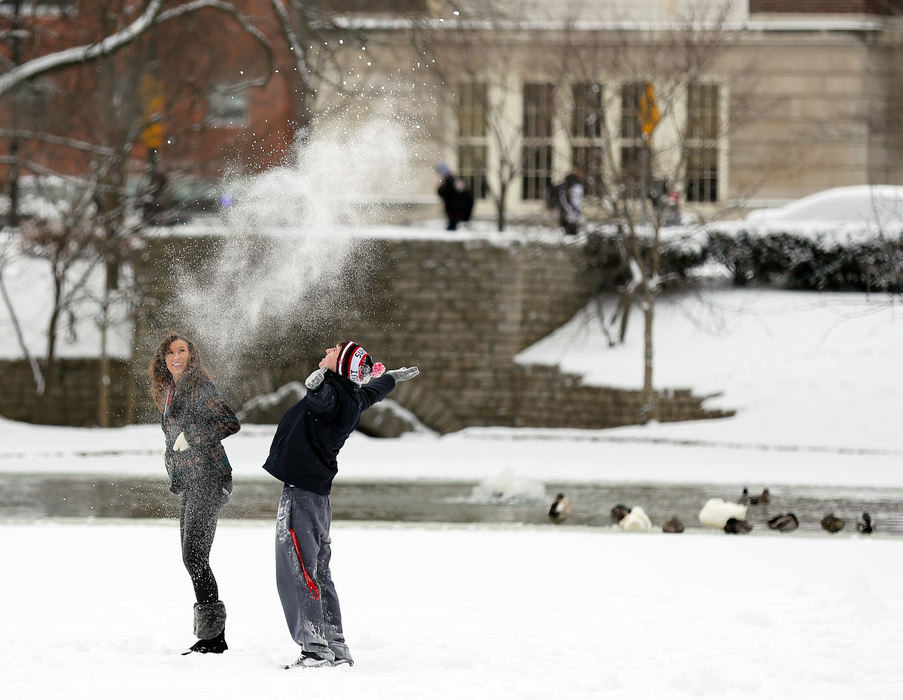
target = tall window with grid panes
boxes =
[521,83,554,200]
[455,83,488,199]
[619,82,647,199]
[685,83,719,203]
[570,83,605,198]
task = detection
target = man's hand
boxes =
[173,432,190,452]
[305,367,326,391]
[387,366,420,382]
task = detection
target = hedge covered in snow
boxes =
[706,230,903,292]
[586,224,903,293]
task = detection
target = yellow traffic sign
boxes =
[140,74,165,149]
[638,83,660,139]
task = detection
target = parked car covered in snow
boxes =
[745,185,903,232]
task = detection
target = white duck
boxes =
[618,506,652,532]
[698,498,748,529]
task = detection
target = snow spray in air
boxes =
[176,112,414,376]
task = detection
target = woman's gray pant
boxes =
[275,486,352,664]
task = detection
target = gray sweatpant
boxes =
[275,486,352,663]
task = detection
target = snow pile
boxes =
[465,466,548,503]
[516,288,903,453]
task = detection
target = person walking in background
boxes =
[148,332,240,655]
[556,167,584,235]
[263,340,420,668]
[435,161,474,231]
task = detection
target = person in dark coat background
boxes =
[556,167,584,235]
[435,161,474,231]
[149,332,240,655]
[263,340,420,668]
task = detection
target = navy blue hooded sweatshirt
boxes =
[262,371,396,494]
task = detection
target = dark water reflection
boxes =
[2,474,903,536]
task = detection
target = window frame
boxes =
[684,82,720,204]
[521,82,555,201]
[570,82,606,198]
[455,82,489,200]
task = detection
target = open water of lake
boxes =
[1,474,902,536]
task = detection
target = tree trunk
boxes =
[641,289,656,423]
[37,287,61,424]
[98,278,111,427]
[496,179,507,232]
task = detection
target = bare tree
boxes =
[0,0,394,424]
[268,0,373,133]
[18,188,103,422]
[416,1,762,418]
[410,2,535,231]
[0,0,272,99]
[0,228,43,393]
[541,3,758,421]
[0,0,275,424]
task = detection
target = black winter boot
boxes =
[183,630,227,655]
[181,600,228,655]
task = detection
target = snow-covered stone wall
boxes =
[128,234,728,433]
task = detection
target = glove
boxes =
[388,366,420,382]
[305,367,326,392]
[173,432,189,452]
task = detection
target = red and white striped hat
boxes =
[336,341,376,385]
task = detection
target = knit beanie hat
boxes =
[336,341,385,385]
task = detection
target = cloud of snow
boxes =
[176,107,415,376]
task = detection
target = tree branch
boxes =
[0,0,165,98]
[0,0,275,98]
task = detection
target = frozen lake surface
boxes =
[2,474,899,536]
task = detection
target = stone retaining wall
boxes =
[129,234,731,432]
[0,234,732,430]
[1,358,131,426]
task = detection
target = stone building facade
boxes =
[318,0,903,223]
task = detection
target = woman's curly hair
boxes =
[148,332,211,411]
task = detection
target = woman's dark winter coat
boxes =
[437,175,474,229]
[262,371,396,495]
[162,373,240,493]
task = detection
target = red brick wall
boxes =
[0,1,297,186]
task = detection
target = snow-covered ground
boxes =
[3,284,903,698]
[4,520,901,699]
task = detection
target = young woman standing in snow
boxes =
[149,333,240,654]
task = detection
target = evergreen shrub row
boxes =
[705,230,903,292]
[586,227,903,293]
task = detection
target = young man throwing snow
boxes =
[262,341,419,668]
